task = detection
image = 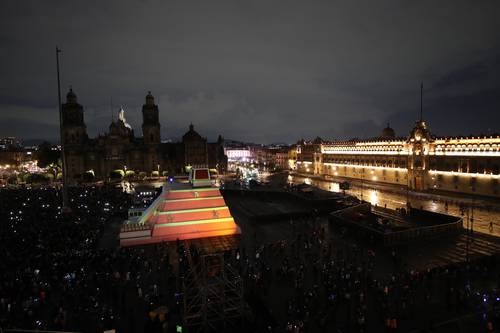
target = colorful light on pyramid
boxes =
[120,169,240,247]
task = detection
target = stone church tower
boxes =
[141,91,161,172]
[61,88,87,179]
[62,88,87,145]
[142,91,160,144]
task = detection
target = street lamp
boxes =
[406,146,411,211]
[360,167,364,200]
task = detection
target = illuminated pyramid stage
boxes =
[120,170,241,247]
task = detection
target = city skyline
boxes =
[1,1,500,144]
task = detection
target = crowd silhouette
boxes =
[0,186,499,332]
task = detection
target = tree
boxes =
[125,170,135,179]
[36,142,60,168]
[82,170,95,182]
[21,173,31,183]
[110,169,124,180]
[46,163,61,178]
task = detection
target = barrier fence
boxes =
[330,203,463,246]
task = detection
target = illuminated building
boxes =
[274,149,289,170]
[0,149,24,166]
[224,148,252,162]
[61,89,227,180]
[294,120,500,197]
[0,137,33,168]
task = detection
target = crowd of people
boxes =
[0,186,184,332]
[235,217,500,332]
[1,184,500,332]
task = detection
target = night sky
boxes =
[1,1,500,144]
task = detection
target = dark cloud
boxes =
[1,0,500,143]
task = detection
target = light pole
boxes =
[56,46,69,211]
[360,167,364,201]
[470,198,474,237]
[465,205,470,262]
[406,146,411,212]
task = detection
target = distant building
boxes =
[273,149,289,170]
[61,89,227,181]
[224,142,291,170]
[0,137,21,149]
[293,120,500,198]
[0,150,24,166]
[0,137,25,166]
[224,148,252,162]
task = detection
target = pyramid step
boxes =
[156,207,232,223]
[160,197,227,211]
[156,216,235,228]
[164,189,221,200]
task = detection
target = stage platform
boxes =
[120,178,241,247]
[330,203,463,246]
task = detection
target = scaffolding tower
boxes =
[182,248,244,332]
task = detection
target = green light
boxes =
[176,325,183,333]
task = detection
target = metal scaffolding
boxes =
[182,249,243,332]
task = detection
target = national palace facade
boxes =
[61,89,227,181]
[293,121,500,198]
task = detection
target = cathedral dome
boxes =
[182,123,203,141]
[109,107,134,138]
[381,123,396,139]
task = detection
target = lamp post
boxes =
[465,207,472,262]
[360,167,364,201]
[406,146,411,212]
[470,197,474,237]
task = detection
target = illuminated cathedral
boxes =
[61,89,227,181]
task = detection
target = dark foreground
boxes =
[0,185,499,333]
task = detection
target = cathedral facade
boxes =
[61,89,227,181]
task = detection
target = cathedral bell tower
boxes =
[62,88,87,145]
[142,91,161,144]
[61,88,87,182]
